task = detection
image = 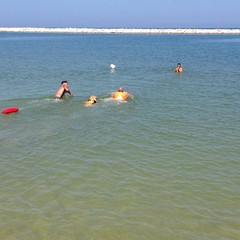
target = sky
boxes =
[0,0,240,28]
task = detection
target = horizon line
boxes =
[1,27,240,34]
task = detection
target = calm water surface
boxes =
[0,33,240,240]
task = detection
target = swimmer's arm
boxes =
[64,86,72,95]
[175,67,182,73]
[121,92,130,100]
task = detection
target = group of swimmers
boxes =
[84,87,130,105]
[55,63,183,105]
[55,81,130,105]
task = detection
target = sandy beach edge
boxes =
[0,27,240,34]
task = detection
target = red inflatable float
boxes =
[1,107,19,114]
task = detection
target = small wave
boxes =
[30,98,62,104]
[104,97,127,103]
[103,97,115,102]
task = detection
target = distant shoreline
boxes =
[0,27,240,34]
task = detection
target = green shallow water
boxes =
[0,33,240,239]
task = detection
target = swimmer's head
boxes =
[61,80,68,86]
[118,87,124,92]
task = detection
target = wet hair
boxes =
[61,81,68,84]
[177,63,181,66]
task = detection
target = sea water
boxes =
[0,33,239,240]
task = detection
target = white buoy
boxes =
[110,64,116,69]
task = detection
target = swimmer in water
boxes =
[175,63,183,73]
[55,81,72,99]
[112,87,130,100]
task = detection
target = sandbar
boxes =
[0,27,240,34]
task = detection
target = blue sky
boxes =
[1,0,239,28]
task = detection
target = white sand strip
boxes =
[0,27,240,34]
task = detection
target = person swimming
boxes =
[85,95,97,105]
[112,87,130,101]
[175,63,183,73]
[55,81,72,99]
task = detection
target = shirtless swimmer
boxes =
[55,81,72,99]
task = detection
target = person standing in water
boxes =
[55,81,72,99]
[175,63,183,73]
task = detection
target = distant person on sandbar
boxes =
[55,81,72,99]
[112,87,130,101]
[85,95,97,105]
[175,63,183,73]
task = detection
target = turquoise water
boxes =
[0,33,240,240]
